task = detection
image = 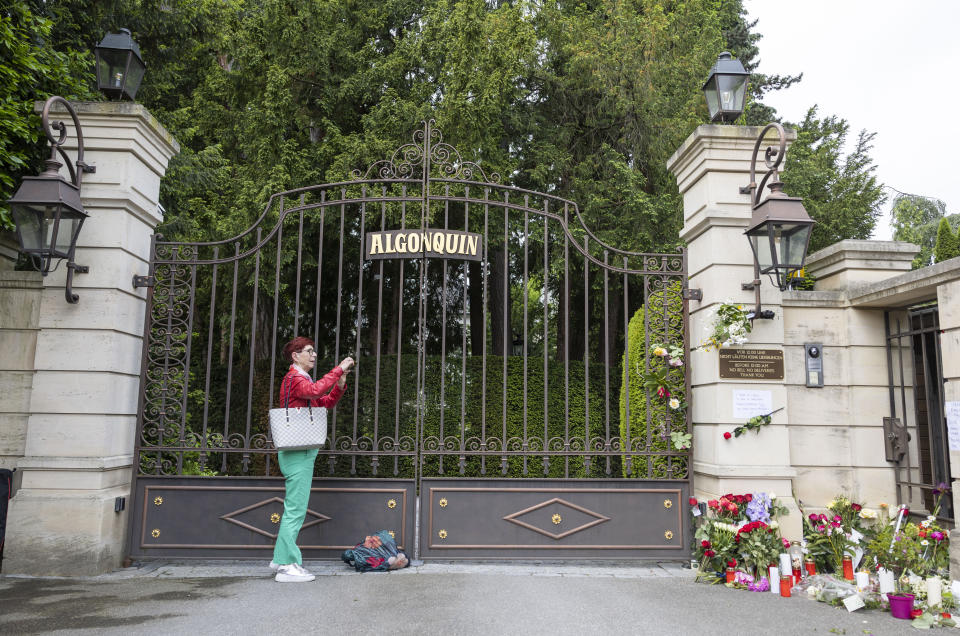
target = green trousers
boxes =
[273,447,318,565]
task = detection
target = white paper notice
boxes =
[842,594,865,612]
[732,390,773,419]
[947,401,960,451]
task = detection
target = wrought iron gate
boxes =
[884,305,952,521]
[127,122,692,560]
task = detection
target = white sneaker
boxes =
[269,561,280,572]
[275,563,315,582]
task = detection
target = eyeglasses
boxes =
[298,347,317,356]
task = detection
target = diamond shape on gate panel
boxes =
[503,497,610,540]
[220,496,331,539]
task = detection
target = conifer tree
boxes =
[933,217,960,263]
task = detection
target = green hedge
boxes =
[618,283,687,478]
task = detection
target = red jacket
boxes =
[278,365,346,409]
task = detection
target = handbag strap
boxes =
[282,370,314,419]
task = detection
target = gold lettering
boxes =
[385,232,395,253]
[395,233,407,253]
[466,235,478,256]
[407,232,420,253]
[369,233,383,255]
[434,231,445,255]
[444,232,457,255]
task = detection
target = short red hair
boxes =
[282,336,314,362]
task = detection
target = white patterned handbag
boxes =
[269,375,328,450]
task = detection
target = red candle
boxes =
[792,568,802,585]
[726,567,735,583]
[842,557,854,581]
[805,559,816,576]
[780,575,792,597]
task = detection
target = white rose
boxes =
[769,492,777,499]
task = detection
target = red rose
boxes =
[708,499,719,509]
[704,549,716,557]
[919,530,927,538]
[701,540,711,548]
[942,613,952,619]
[727,559,737,567]
[689,497,698,506]
[911,609,923,619]
[745,493,753,502]
[851,503,862,511]
[723,432,732,440]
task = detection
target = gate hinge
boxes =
[132,275,156,289]
[682,287,702,301]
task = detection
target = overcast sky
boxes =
[742,1,959,239]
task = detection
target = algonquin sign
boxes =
[364,229,482,261]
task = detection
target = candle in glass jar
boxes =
[804,558,816,576]
[769,566,780,595]
[841,556,854,580]
[927,576,942,607]
[878,568,895,594]
[780,574,792,597]
[855,571,869,593]
[726,567,735,583]
[779,553,791,573]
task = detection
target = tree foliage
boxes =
[891,195,958,268]
[0,1,96,229]
[933,217,960,263]
[781,107,887,254]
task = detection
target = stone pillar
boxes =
[940,279,960,575]
[1,102,178,575]
[0,271,42,478]
[667,124,801,539]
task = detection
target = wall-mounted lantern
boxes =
[739,123,815,319]
[7,97,95,303]
[702,52,749,123]
[95,28,146,101]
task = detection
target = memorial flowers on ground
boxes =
[692,488,956,628]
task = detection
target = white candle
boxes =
[878,568,895,594]
[927,576,942,607]
[952,580,960,601]
[779,553,791,573]
[855,571,869,593]
[769,566,780,595]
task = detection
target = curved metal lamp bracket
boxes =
[738,123,788,322]
[739,122,787,205]
[40,97,94,303]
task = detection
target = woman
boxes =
[270,336,354,582]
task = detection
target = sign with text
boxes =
[719,348,784,380]
[365,229,482,261]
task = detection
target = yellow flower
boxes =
[652,346,667,357]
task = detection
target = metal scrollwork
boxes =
[354,120,500,183]
[742,122,788,206]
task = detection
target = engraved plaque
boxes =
[718,348,784,380]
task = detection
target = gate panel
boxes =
[130,477,414,558]
[129,120,691,560]
[421,479,689,559]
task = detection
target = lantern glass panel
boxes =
[703,78,720,120]
[716,74,747,113]
[776,222,813,269]
[749,227,775,272]
[97,49,130,91]
[124,57,146,98]
[11,204,44,252]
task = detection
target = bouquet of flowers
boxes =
[701,302,751,351]
[736,520,783,573]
